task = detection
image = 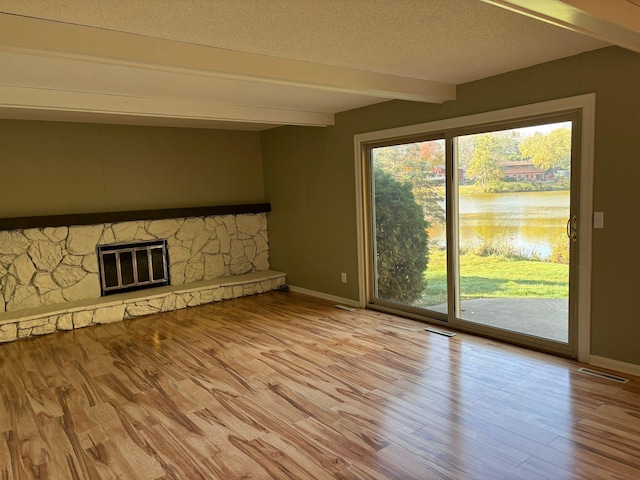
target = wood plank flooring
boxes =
[1,291,639,479]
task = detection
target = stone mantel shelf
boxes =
[0,203,271,231]
[0,270,286,326]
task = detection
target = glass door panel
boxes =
[370,139,448,314]
[453,122,573,343]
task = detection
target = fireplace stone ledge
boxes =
[0,270,286,342]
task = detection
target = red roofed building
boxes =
[502,161,553,181]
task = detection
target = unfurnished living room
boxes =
[1,1,640,478]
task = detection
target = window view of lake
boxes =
[428,190,570,258]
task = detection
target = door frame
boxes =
[354,94,595,362]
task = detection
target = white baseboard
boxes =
[287,285,361,308]
[590,355,640,378]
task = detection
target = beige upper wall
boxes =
[0,121,264,217]
[262,46,640,366]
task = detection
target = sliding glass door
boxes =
[370,137,448,318]
[452,120,577,346]
[365,112,581,356]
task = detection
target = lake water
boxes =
[428,190,570,258]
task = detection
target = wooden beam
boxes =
[0,14,456,104]
[0,85,335,128]
[482,0,640,53]
[0,203,271,230]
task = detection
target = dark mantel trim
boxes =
[0,203,271,231]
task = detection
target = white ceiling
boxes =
[0,0,635,131]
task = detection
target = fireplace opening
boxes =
[97,239,169,296]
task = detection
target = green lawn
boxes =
[418,248,569,307]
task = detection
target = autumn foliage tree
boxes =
[372,141,445,225]
[466,130,522,192]
[519,127,571,171]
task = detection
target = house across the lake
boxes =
[502,161,553,181]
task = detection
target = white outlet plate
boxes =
[341,272,347,283]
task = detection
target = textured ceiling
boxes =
[0,0,608,83]
[0,0,611,129]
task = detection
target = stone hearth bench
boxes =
[0,270,286,342]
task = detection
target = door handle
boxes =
[566,215,577,242]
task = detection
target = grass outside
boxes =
[417,248,569,307]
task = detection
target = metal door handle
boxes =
[567,215,577,242]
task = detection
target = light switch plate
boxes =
[593,211,604,229]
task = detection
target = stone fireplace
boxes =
[0,205,286,342]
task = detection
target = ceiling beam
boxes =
[482,0,640,53]
[0,85,335,127]
[0,13,456,104]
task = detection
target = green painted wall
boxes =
[262,46,640,366]
[0,121,264,217]
[2,46,638,366]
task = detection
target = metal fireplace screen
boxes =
[97,239,169,295]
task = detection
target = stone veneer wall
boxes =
[0,212,285,343]
[0,213,269,313]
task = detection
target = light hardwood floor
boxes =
[1,291,639,479]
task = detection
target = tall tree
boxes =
[466,130,522,191]
[519,127,571,171]
[455,135,476,170]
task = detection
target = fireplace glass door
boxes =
[98,239,169,295]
